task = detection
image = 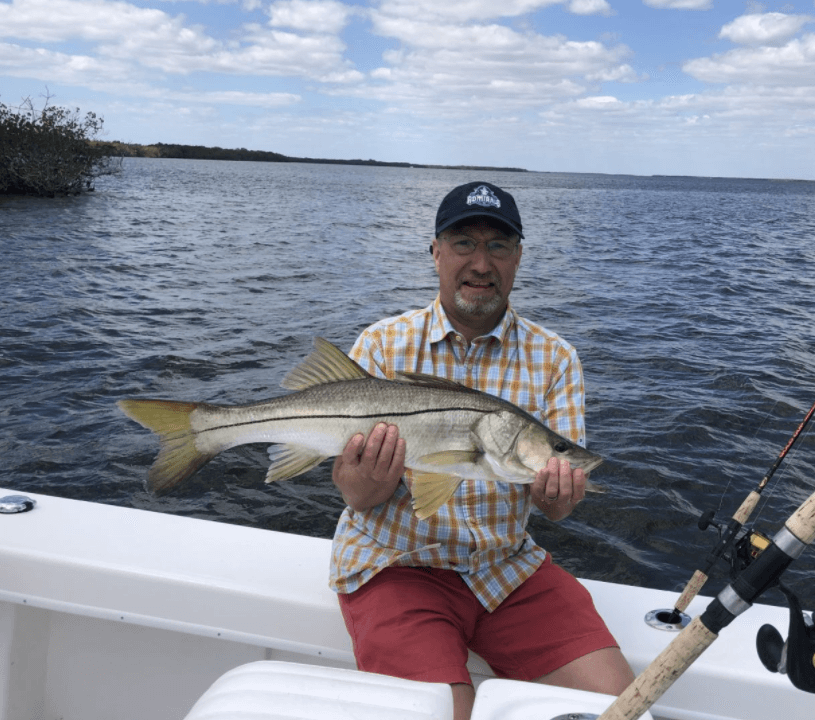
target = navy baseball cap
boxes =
[435,182,524,239]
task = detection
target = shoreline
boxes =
[101,141,527,173]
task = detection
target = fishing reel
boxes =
[696,509,772,579]
[697,509,815,693]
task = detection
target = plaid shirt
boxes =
[329,296,586,611]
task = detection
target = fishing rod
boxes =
[596,477,815,720]
[663,399,815,625]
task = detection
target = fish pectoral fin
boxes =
[416,449,481,468]
[584,479,606,493]
[417,450,509,483]
[410,472,464,520]
[280,337,369,390]
[265,444,328,483]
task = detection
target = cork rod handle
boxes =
[596,617,717,720]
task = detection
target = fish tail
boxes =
[118,399,216,493]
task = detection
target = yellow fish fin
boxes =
[417,450,508,482]
[281,337,369,390]
[410,471,464,520]
[417,449,479,468]
[117,399,215,494]
[265,444,328,483]
[394,372,463,388]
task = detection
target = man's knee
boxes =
[535,647,635,696]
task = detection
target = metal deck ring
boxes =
[0,495,37,514]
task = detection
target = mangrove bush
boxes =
[0,96,120,197]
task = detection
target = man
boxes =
[330,181,634,719]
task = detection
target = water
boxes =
[3,159,815,609]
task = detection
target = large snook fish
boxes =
[118,338,603,519]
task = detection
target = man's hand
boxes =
[332,423,405,511]
[531,457,586,521]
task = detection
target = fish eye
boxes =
[554,442,569,453]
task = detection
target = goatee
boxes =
[453,290,505,317]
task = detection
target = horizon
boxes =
[5,1,813,181]
[114,144,815,182]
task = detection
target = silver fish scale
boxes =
[190,376,500,462]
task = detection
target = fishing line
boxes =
[665,395,815,623]
[716,393,780,515]
[712,415,773,524]
[713,376,811,520]
[712,404,772,519]
[752,410,815,526]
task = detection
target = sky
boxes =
[1,0,815,179]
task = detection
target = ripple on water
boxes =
[3,161,815,605]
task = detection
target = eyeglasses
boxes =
[444,234,519,259]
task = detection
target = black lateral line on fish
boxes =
[198,406,492,436]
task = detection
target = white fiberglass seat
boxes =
[183,660,454,720]
[470,678,656,719]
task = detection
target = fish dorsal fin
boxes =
[281,337,369,390]
[394,372,479,393]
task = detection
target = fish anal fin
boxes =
[281,338,369,391]
[411,472,463,520]
[265,444,328,483]
[117,399,215,494]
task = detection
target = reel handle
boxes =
[755,586,815,693]
[697,509,721,532]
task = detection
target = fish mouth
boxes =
[581,457,605,492]
[583,456,603,474]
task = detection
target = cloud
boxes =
[0,0,361,85]
[566,0,612,15]
[149,24,363,82]
[0,42,301,107]
[719,12,814,46]
[0,42,136,85]
[361,4,639,116]
[362,30,636,113]
[684,31,815,86]
[0,0,189,44]
[573,95,624,109]
[642,0,712,9]
[373,0,610,24]
[267,0,353,34]
[167,89,301,107]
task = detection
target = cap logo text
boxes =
[466,185,501,209]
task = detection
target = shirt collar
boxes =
[429,295,517,346]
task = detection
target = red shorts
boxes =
[337,555,618,686]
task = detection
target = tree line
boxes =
[108,141,526,173]
[1,95,525,198]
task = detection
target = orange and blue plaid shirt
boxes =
[329,296,586,611]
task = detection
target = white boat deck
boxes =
[0,488,811,720]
